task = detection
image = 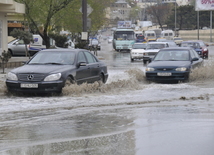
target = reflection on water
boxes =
[3,130,135,155]
[0,111,136,155]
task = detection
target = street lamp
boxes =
[175,1,177,33]
[174,0,177,36]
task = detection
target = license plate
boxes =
[20,83,38,88]
[157,72,172,76]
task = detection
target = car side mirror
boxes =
[192,57,199,62]
[77,62,87,68]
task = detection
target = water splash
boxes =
[63,68,146,96]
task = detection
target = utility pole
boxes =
[82,0,87,32]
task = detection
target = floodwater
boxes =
[0,39,214,155]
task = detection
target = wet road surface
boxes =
[0,38,214,155]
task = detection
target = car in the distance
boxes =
[6,49,108,94]
[186,40,209,59]
[136,34,146,43]
[142,42,170,64]
[180,41,203,57]
[8,39,30,56]
[145,47,204,82]
[173,37,183,46]
[157,39,178,47]
[130,43,147,62]
[88,38,101,51]
[108,36,113,43]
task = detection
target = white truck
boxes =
[29,35,55,55]
[161,30,175,40]
[144,30,156,42]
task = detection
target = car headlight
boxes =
[175,67,187,71]
[7,72,18,81]
[44,73,61,81]
[203,48,208,51]
[146,67,155,71]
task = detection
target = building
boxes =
[109,0,131,21]
[0,0,25,55]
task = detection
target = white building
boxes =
[0,0,25,55]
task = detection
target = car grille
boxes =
[156,68,173,71]
[145,52,157,56]
[18,73,45,82]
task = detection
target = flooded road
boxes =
[0,39,214,155]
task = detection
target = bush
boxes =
[49,33,68,48]
[0,50,11,73]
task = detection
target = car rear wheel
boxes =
[9,49,13,56]
[130,58,134,62]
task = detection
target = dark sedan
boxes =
[6,49,108,94]
[145,47,203,82]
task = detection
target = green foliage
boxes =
[147,3,172,30]
[166,5,214,30]
[49,33,68,48]
[53,0,114,33]
[14,0,75,49]
[10,29,34,44]
[0,50,12,73]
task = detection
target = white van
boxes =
[29,35,55,55]
[161,30,175,40]
[144,30,156,42]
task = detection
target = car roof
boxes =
[148,42,167,44]
[134,42,147,44]
[160,47,192,50]
[182,41,198,43]
[40,48,88,53]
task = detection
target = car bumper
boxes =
[131,53,144,59]
[146,71,189,81]
[6,80,64,93]
[143,56,155,61]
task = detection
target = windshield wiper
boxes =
[28,63,44,65]
[44,62,63,65]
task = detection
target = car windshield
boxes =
[91,39,99,45]
[28,51,76,65]
[133,44,147,49]
[147,44,165,49]
[181,42,200,48]
[154,50,190,61]
[137,36,145,40]
[115,31,135,40]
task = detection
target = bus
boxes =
[113,29,135,51]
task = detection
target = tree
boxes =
[166,5,214,30]
[54,0,114,32]
[146,2,173,30]
[49,33,68,48]
[0,51,11,74]
[10,29,33,58]
[14,0,75,49]
[129,6,141,22]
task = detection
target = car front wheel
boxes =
[64,76,76,87]
[98,73,105,85]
